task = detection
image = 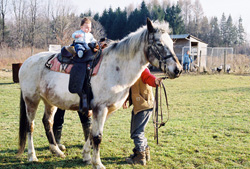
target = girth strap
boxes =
[152,80,169,144]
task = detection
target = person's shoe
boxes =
[78,50,84,58]
[126,149,146,165]
[129,147,150,161]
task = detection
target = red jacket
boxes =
[141,68,156,87]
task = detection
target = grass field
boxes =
[0,71,249,169]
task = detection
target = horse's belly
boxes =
[40,71,80,110]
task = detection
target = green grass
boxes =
[0,73,250,168]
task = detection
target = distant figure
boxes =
[217,65,223,73]
[183,50,192,73]
[226,65,231,73]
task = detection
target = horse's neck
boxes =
[111,46,148,88]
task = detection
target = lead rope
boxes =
[153,81,169,144]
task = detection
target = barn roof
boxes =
[170,34,207,44]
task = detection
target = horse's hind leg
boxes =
[42,101,65,158]
[88,105,108,169]
[23,96,40,161]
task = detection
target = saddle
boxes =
[45,44,103,112]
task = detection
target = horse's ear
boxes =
[147,18,155,33]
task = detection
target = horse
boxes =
[18,18,182,169]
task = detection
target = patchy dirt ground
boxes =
[0,69,12,78]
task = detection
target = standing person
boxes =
[183,50,192,72]
[123,68,162,166]
[72,17,96,58]
[53,109,92,151]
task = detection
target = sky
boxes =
[71,0,250,37]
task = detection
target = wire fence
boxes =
[178,46,250,74]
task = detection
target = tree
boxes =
[237,16,245,45]
[220,13,227,46]
[199,16,209,42]
[225,15,237,46]
[178,0,192,31]
[164,4,185,34]
[29,0,38,54]
[192,0,204,36]
[138,1,150,25]
[110,8,127,40]
[209,17,221,47]
[0,0,7,44]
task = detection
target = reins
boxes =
[152,78,169,144]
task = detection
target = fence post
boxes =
[224,50,226,73]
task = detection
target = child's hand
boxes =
[155,78,162,86]
[75,34,83,38]
[123,101,128,109]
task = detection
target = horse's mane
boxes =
[103,21,170,59]
[103,26,147,59]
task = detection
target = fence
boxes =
[178,47,250,73]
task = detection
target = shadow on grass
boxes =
[0,144,128,168]
[0,82,14,85]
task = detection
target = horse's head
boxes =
[146,18,182,79]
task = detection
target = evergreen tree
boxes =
[126,9,140,34]
[220,13,227,46]
[99,9,108,29]
[93,13,99,21]
[138,1,150,25]
[164,4,185,34]
[209,17,221,47]
[199,16,209,42]
[110,7,127,40]
[151,4,165,21]
[226,15,237,46]
[237,16,245,45]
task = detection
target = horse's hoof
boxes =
[56,151,66,158]
[82,153,91,164]
[58,144,66,151]
[92,164,106,169]
[83,159,91,165]
[28,156,38,162]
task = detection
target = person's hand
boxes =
[155,78,162,86]
[123,101,128,109]
[87,110,92,117]
[75,34,83,38]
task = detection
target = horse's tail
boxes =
[17,91,28,156]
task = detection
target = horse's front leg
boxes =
[42,103,65,158]
[89,106,108,169]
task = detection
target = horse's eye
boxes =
[157,43,163,47]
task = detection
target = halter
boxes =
[147,31,173,73]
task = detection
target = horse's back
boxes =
[19,52,56,95]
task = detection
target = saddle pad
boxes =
[46,54,73,74]
[45,54,103,76]
[92,54,103,76]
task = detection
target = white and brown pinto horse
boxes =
[18,18,182,168]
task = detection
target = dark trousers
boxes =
[53,108,91,130]
[130,109,152,152]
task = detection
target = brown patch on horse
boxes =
[69,104,79,111]
[107,104,117,115]
[92,105,100,119]
[24,96,39,114]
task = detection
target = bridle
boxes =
[147,31,173,73]
[152,80,169,145]
[147,30,172,144]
